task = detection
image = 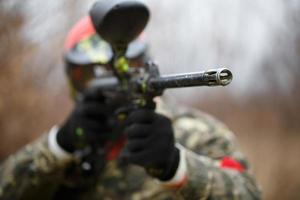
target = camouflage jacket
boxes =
[0,100,261,200]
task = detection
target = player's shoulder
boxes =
[175,107,234,139]
[156,97,234,140]
[156,98,239,158]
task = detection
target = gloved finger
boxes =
[82,90,106,103]
[80,119,110,133]
[78,128,113,143]
[124,124,152,139]
[127,149,154,166]
[126,137,151,153]
[79,131,113,144]
[77,102,113,118]
[125,109,155,125]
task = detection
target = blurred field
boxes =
[1,1,300,199]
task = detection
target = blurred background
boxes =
[0,0,299,199]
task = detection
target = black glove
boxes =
[124,109,180,181]
[57,94,115,153]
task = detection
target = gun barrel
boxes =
[149,68,232,90]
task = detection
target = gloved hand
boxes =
[56,94,114,153]
[124,109,180,181]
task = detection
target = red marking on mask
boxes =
[64,15,96,51]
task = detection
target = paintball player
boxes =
[0,15,261,200]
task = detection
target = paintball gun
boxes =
[64,0,233,176]
[87,0,232,114]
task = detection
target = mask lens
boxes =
[69,64,109,92]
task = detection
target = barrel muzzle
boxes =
[206,68,233,86]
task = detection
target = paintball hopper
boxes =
[89,0,150,50]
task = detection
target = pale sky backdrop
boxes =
[9,0,300,102]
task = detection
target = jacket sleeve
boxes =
[0,129,73,200]
[170,110,262,200]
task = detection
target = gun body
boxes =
[87,62,232,109]
[87,0,233,110]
